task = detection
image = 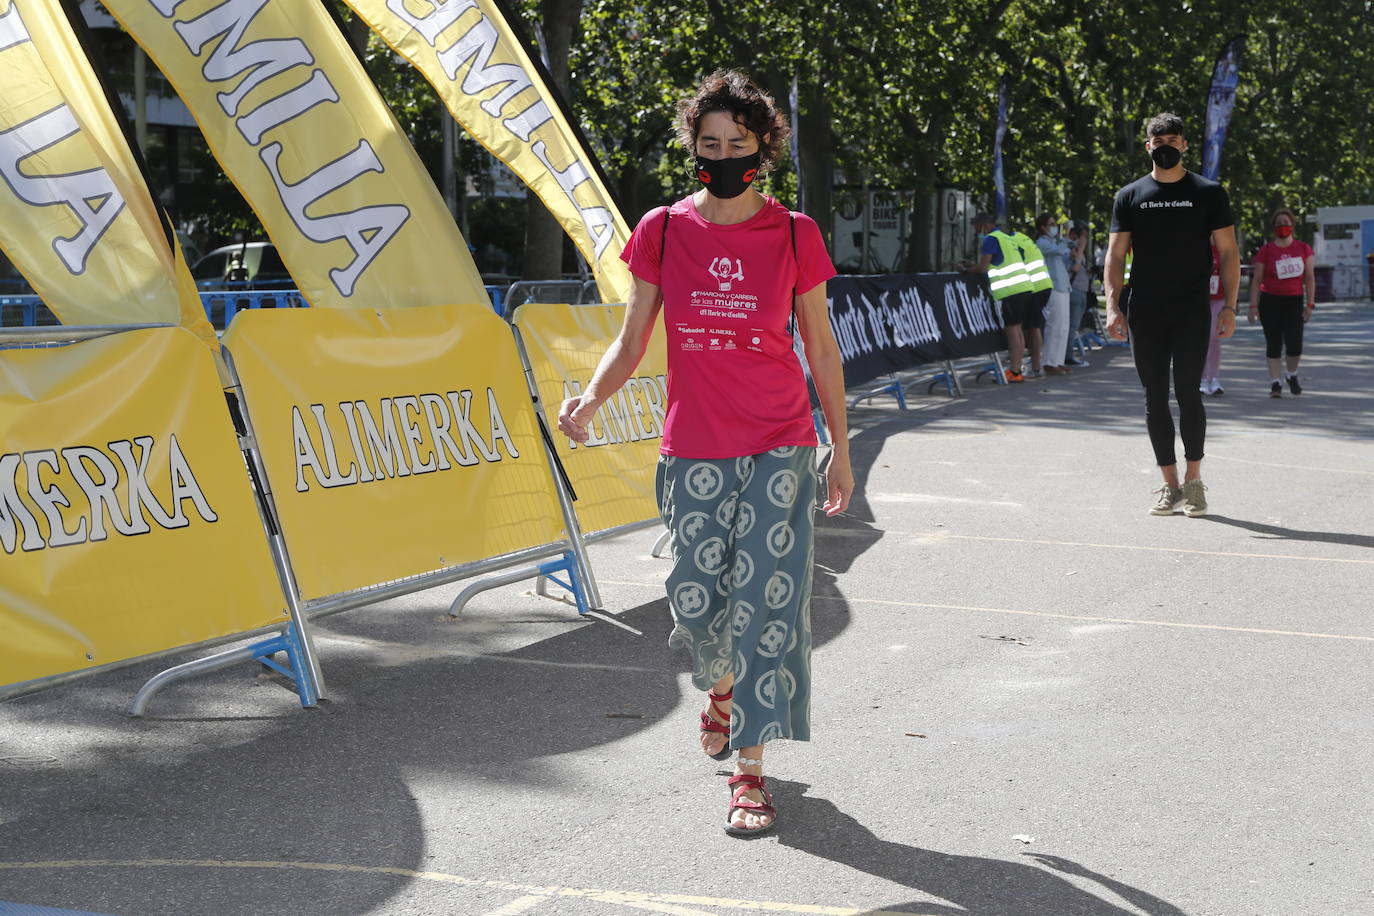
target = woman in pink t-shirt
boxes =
[1247,207,1315,396]
[557,71,853,838]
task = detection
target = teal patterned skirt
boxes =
[655,446,816,748]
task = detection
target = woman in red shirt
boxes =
[1247,208,1315,396]
[558,71,853,838]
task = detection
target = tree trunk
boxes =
[522,0,583,280]
[796,80,833,250]
[908,164,937,273]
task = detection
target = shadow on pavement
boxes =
[772,781,1187,916]
[1200,514,1374,549]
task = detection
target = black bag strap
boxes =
[659,206,670,267]
[788,211,798,334]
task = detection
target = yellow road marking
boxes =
[481,895,549,916]
[598,580,1374,643]
[0,860,938,915]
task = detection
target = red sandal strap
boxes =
[699,711,730,735]
[726,775,775,816]
[708,688,733,701]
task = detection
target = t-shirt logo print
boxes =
[707,256,745,291]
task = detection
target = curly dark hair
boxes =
[675,70,790,173]
[1146,112,1186,138]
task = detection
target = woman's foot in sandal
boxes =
[699,685,732,760]
[725,751,776,837]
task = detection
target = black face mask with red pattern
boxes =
[694,151,762,199]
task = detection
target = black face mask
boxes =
[1150,144,1182,169]
[694,151,762,199]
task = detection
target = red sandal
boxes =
[699,688,732,760]
[724,772,777,838]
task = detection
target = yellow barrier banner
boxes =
[341,0,632,304]
[101,0,488,311]
[515,302,664,534]
[0,328,286,689]
[222,305,565,600]
[0,0,216,349]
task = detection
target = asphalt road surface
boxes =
[2,302,1371,916]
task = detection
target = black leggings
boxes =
[1258,293,1305,358]
[1129,305,1211,466]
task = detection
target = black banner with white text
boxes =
[826,273,1005,388]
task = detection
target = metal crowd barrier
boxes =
[0,295,58,328]
[0,323,324,712]
[501,279,598,319]
[128,312,605,714]
[4,288,512,330]
[200,289,307,330]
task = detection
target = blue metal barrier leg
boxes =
[448,549,590,618]
[127,623,319,717]
[535,552,590,615]
[253,623,321,707]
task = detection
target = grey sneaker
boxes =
[1181,479,1208,517]
[1150,484,1183,515]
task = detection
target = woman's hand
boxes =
[1303,304,1314,323]
[557,394,600,443]
[822,450,854,517]
[1247,305,1258,324]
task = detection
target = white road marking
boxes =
[1210,453,1374,475]
[869,493,1023,508]
[597,580,1373,643]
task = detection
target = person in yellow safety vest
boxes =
[1011,226,1052,377]
[965,211,1035,382]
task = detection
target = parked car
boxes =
[191,241,293,289]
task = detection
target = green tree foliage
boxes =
[560,0,1374,257]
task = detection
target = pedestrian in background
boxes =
[1201,239,1226,395]
[559,70,853,839]
[1012,224,1050,378]
[1066,220,1092,367]
[967,212,1034,383]
[1247,208,1315,397]
[1104,112,1239,517]
[1035,213,1073,375]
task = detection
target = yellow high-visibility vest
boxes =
[1012,232,1053,292]
[985,230,1033,300]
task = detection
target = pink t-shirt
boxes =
[1209,244,1222,300]
[620,194,836,458]
[1253,240,1313,296]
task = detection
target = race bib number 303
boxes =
[1274,256,1304,280]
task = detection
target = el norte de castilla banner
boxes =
[101,0,489,312]
[0,0,214,349]
[342,0,632,304]
[827,273,1005,388]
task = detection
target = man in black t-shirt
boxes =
[1105,112,1239,518]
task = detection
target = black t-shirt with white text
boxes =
[1111,171,1234,309]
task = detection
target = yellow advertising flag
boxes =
[515,302,665,534]
[221,305,566,600]
[0,327,287,690]
[0,0,216,349]
[340,0,632,304]
[101,0,489,311]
